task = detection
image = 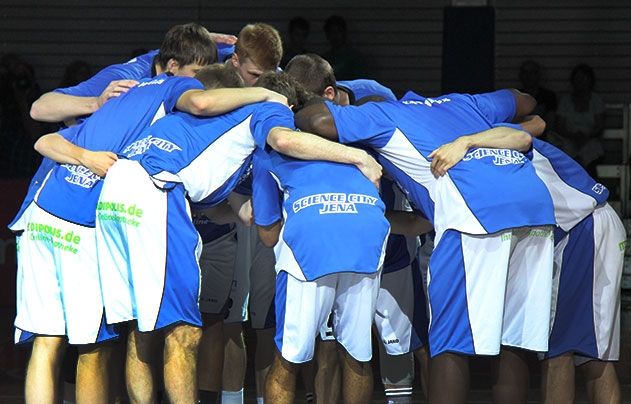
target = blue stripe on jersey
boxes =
[33,75,203,226]
[336,79,397,102]
[548,214,598,359]
[154,185,203,330]
[427,230,475,356]
[274,271,289,353]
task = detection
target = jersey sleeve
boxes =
[58,124,82,142]
[163,77,205,113]
[249,102,295,149]
[252,150,283,227]
[325,101,394,148]
[54,50,157,97]
[471,89,517,124]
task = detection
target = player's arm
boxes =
[257,220,283,248]
[509,89,537,121]
[293,102,340,141]
[176,87,287,116]
[34,133,117,177]
[386,211,433,236]
[30,80,138,123]
[193,193,252,226]
[428,125,534,177]
[266,127,381,188]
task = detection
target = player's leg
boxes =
[266,271,335,403]
[427,230,512,404]
[221,221,252,404]
[300,360,316,403]
[493,347,530,404]
[196,228,238,403]
[541,353,575,404]
[580,360,621,404]
[76,342,114,404]
[198,314,224,403]
[164,323,202,404]
[126,326,160,404]
[414,346,430,400]
[378,346,414,404]
[25,336,66,404]
[314,337,341,403]
[333,272,380,404]
[248,234,277,403]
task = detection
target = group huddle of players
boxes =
[11,21,625,404]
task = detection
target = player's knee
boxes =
[166,324,202,352]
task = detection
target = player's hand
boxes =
[264,89,289,106]
[429,137,469,178]
[79,150,118,177]
[97,80,138,108]
[357,152,382,189]
[209,32,237,45]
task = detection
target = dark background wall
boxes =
[1,0,630,100]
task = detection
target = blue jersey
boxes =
[31,75,203,227]
[325,89,555,236]
[252,149,390,281]
[337,79,397,102]
[530,137,608,231]
[129,102,293,208]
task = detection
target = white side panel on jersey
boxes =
[377,128,486,236]
[161,116,254,202]
[273,206,306,282]
[532,149,599,231]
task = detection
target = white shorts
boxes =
[96,160,203,332]
[374,262,427,355]
[14,203,115,345]
[427,226,554,357]
[249,231,276,329]
[275,271,380,363]
[198,229,237,315]
[549,204,625,362]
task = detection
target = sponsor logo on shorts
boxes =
[292,193,378,215]
[619,240,627,252]
[96,201,143,227]
[122,135,182,158]
[501,233,512,242]
[462,148,526,166]
[528,229,553,239]
[27,221,81,254]
[592,183,606,195]
[63,165,100,188]
[384,338,400,345]
[401,97,451,107]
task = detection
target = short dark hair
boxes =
[324,15,347,33]
[289,17,310,34]
[195,64,244,89]
[255,72,309,110]
[157,23,217,69]
[284,54,336,96]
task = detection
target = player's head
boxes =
[195,64,244,89]
[157,23,217,77]
[284,54,337,100]
[255,72,310,111]
[231,23,283,86]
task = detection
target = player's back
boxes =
[337,79,397,102]
[35,74,203,226]
[253,149,390,281]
